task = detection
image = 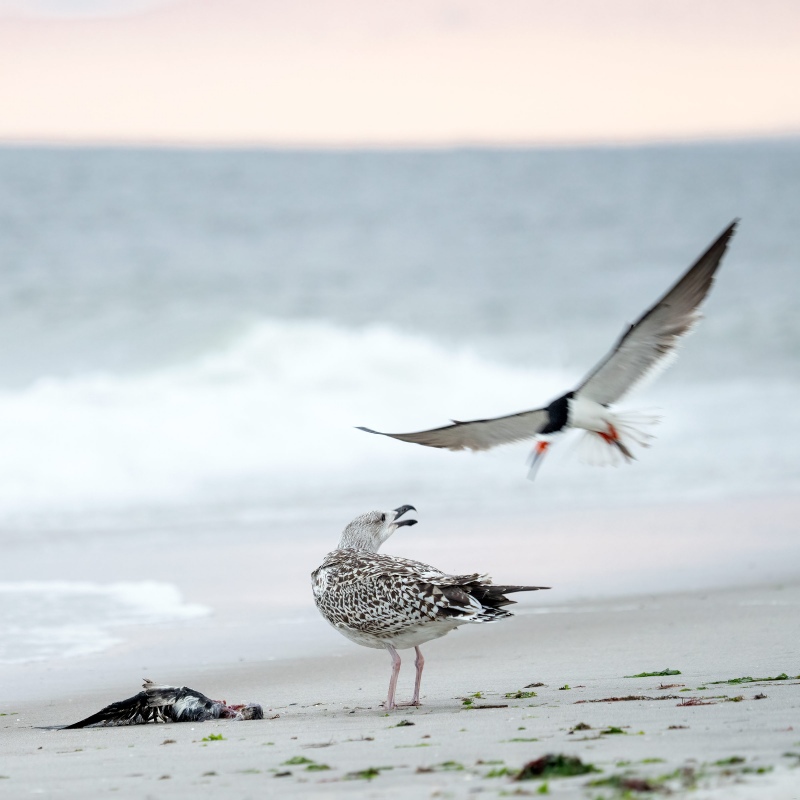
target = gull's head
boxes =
[336,504,417,552]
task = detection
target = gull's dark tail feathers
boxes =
[472,583,551,610]
[454,581,551,622]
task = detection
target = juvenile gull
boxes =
[312,505,549,709]
[61,679,263,728]
[358,221,738,478]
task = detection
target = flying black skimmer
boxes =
[61,679,263,728]
[358,221,738,477]
[312,505,548,709]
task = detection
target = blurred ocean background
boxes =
[2,140,799,667]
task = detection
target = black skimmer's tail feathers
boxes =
[571,409,660,467]
[61,679,263,728]
[357,221,737,478]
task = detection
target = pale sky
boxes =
[1,0,798,146]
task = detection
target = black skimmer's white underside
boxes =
[358,221,738,477]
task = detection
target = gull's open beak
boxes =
[392,504,418,527]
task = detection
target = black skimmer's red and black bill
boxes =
[61,679,263,728]
[357,221,738,478]
[312,506,548,709]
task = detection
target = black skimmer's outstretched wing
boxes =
[357,221,738,470]
[61,679,264,728]
[357,407,549,452]
[576,220,737,406]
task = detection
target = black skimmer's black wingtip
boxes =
[712,219,739,250]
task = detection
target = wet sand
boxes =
[3,580,799,799]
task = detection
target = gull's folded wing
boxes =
[357,407,548,452]
[576,220,737,406]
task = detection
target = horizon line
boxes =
[1,130,799,153]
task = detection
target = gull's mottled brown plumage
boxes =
[312,506,548,709]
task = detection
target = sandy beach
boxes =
[3,571,799,799]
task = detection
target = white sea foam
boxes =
[0,318,797,523]
[0,581,209,664]
[0,320,569,517]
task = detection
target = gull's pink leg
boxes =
[409,646,424,706]
[383,645,402,710]
[397,646,425,706]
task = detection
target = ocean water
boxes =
[0,581,208,664]
[1,141,799,665]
